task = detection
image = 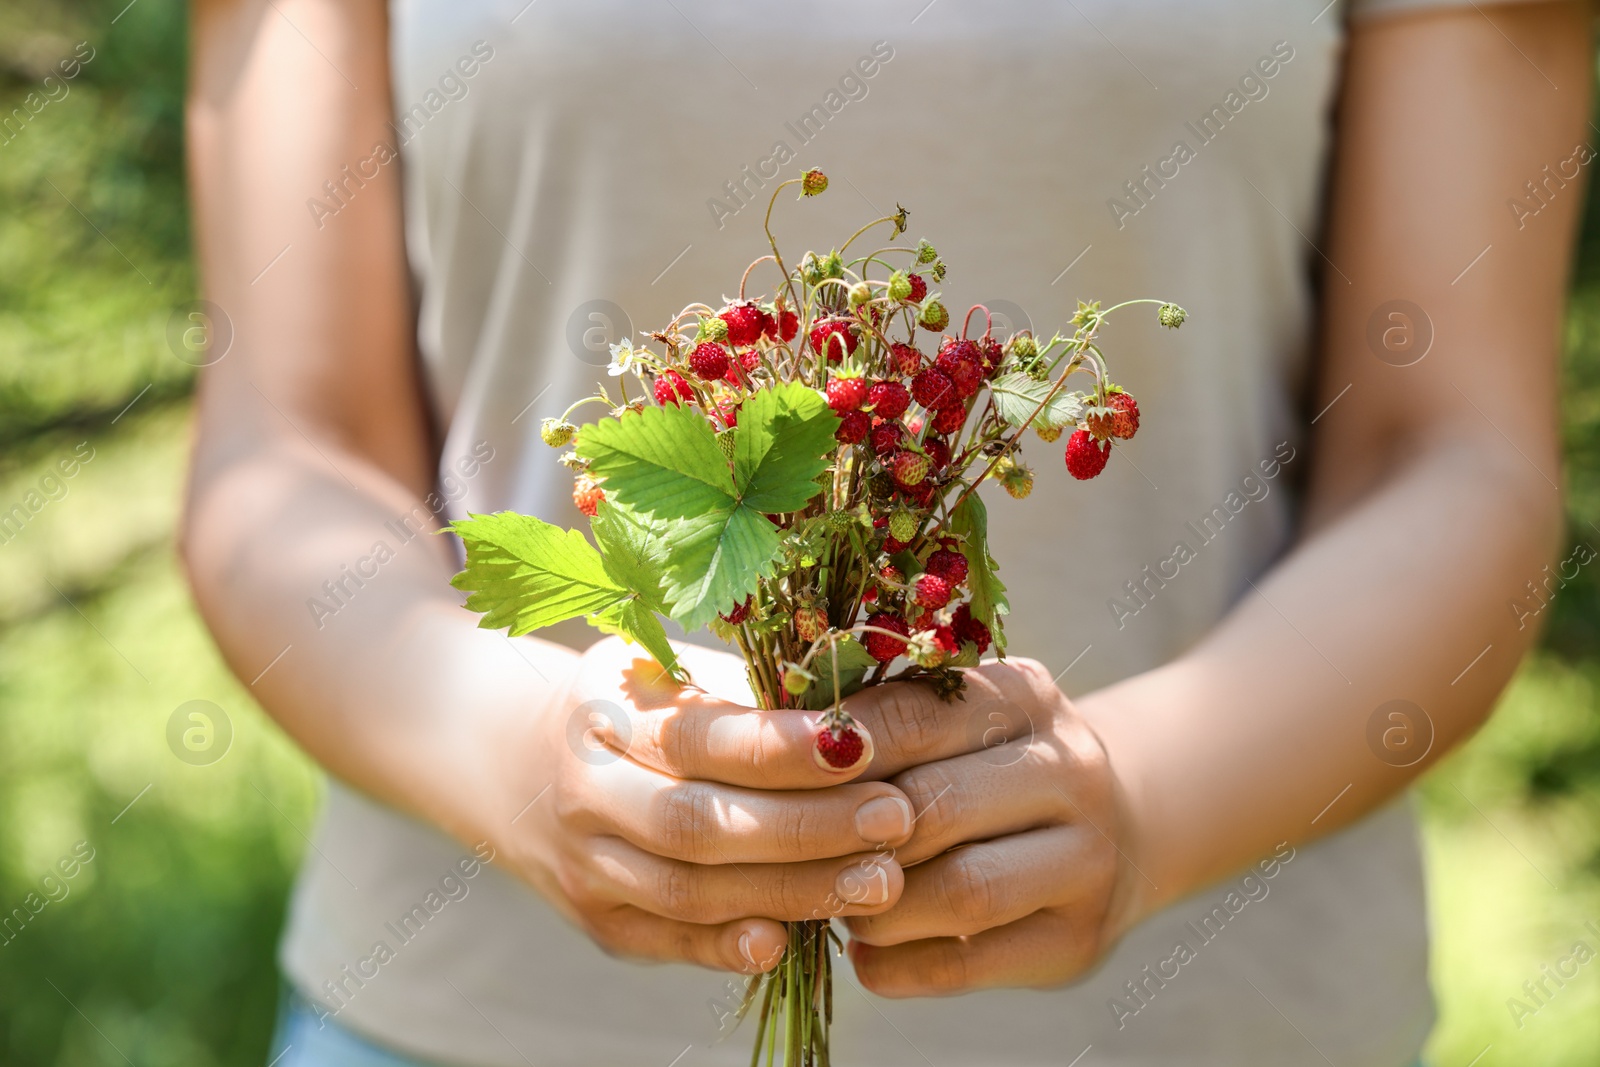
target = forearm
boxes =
[182,435,578,843]
[1084,431,1560,919]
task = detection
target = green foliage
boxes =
[579,381,837,629]
[949,493,1008,650]
[989,373,1083,432]
[450,512,630,634]
[803,634,877,711]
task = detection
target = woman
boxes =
[182,1,1588,1064]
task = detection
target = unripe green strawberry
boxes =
[919,300,949,332]
[888,272,913,302]
[849,282,872,307]
[540,419,577,448]
[784,666,813,696]
[1158,303,1188,329]
[997,456,1035,499]
[794,602,828,643]
[716,429,737,461]
[916,239,938,265]
[888,507,920,543]
[697,317,730,343]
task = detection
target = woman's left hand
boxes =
[839,658,1139,996]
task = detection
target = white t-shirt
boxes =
[279,1,1493,1063]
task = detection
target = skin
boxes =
[183,0,1588,1003]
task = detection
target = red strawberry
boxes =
[689,342,730,380]
[923,437,951,471]
[740,349,762,372]
[867,381,911,420]
[809,318,858,362]
[1085,409,1116,441]
[719,303,766,347]
[952,604,991,654]
[721,597,753,625]
[906,273,928,304]
[914,573,953,610]
[826,377,869,413]
[911,368,956,411]
[932,404,966,435]
[870,422,906,456]
[901,478,938,507]
[936,339,981,375]
[863,612,910,662]
[714,399,740,429]
[892,450,930,488]
[1108,391,1140,439]
[573,477,604,517]
[767,308,800,343]
[654,370,693,406]
[882,536,909,554]
[815,724,866,770]
[1065,429,1110,480]
[926,548,968,585]
[978,337,1004,378]
[889,343,924,377]
[836,410,871,444]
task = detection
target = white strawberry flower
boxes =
[606,337,638,377]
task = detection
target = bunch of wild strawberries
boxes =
[542,169,1177,769]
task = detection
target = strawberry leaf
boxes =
[589,596,684,681]
[578,403,734,521]
[734,382,840,513]
[990,373,1083,431]
[661,506,782,630]
[949,492,1009,651]
[450,512,629,635]
[591,501,673,616]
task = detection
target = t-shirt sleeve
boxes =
[1348,0,1557,21]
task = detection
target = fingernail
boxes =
[836,858,891,906]
[855,796,912,843]
[738,931,756,970]
[812,721,875,773]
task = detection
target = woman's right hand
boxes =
[482,636,914,974]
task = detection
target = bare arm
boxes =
[835,2,1590,993]
[183,0,913,974]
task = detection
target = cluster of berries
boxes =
[539,168,1180,775]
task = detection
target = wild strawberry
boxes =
[889,343,924,377]
[1083,408,1114,440]
[654,370,693,406]
[784,667,813,697]
[952,604,992,654]
[911,368,956,411]
[793,602,828,643]
[888,507,920,544]
[1065,429,1111,480]
[892,450,930,488]
[862,586,880,603]
[809,318,858,362]
[867,381,911,420]
[713,399,740,429]
[879,564,903,584]
[883,536,909,554]
[863,612,910,663]
[932,404,966,435]
[902,478,938,507]
[926,548,968,586]
[814,723,865,770]
[766,307,800,343]
[689,341,730,380]
[826,376,869,413]
[923,437,951,471]
[978,337,1005,377]
[740,349,762,372]
[801,168,829,197]
[540,419,577,448]
[719,302,766,347]
[996,456,1035,499]
[920,300,950,332]
[870,422,905,456]
[906,273,928,304]
[573,476,604,517]
[1037,423,1067,443]
[914,573,953,610]
[836,410,871,444]
[721,597,753,625]
[1108,391,1140,439]
[936,339,981,377]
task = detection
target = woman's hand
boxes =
[483,636,915,976]
[835,659,1134,996]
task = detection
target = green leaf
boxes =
[804,634,879,711]
[578,404,734,521]
[990,373,1083,431]
[734,382,839,513]
[949,493,1009,651]
[591,501,673,615]
[662,505,782,631]
[589,597,684,680]
[450,512,629,636]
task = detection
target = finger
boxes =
[847,827,1104,946]
[841,660,1055,780]
[586,836,904,923]
[888,750,1067,866]
[849,908,1098,997]
[586,755,915,863]
[586,905,787,974]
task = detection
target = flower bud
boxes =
[849,282,872,307]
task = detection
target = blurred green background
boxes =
[0,1,1597,1064]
